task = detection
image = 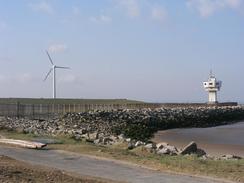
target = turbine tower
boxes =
[44,50,70,99]
[203,71,222,104]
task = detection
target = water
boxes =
[153,122,244,157]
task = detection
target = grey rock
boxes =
[94,138,102,144]
[144,143,156,149]
[180,141,197,155]
[157,145,178,155]
[196,148,206,157]
[135,141,144,147]
[156,142,169,150]
[88,132,98,141]
[125,138,131,143]
[220,154,242,160]
[128,142,135,150]
[103,137,113,145]
[118,134,125,140]
[74,134,81,141]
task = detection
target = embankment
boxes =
[1,106,244,142]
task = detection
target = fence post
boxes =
[32,104,35,119]
[16,102,20,118]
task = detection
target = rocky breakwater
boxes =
[1,106,244,145]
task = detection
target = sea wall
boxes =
[1,106,244,142]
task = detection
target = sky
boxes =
[0,0,243,103]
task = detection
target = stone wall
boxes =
[1,106,244,142]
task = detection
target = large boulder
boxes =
[179,141,198,155]
[156,142,169,150]
[156,143,178,155]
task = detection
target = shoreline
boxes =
[153,122,244,157]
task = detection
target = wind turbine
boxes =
[44,50,70,99]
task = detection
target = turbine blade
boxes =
[56,66,70,69]
[43,68,53,81]
[46,50,54,65]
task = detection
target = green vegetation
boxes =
[0,98,144,105]
[1,130,243,183]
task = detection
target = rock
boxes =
[200,155,208,160]
[128,142,135,150]
[156,142,169,150]
[102,137,113,145]
[157,145,178,155]
[80,134,89,139]
[144,143,156,149]
[157,148,170,155]
[74,134,81,141]
[220,154,242,160]
[94,138,101,144]
[118,134,125,140]
[196,148,206,157]
[135,141,144,147]
[2,106,244,149]
[67,130,73,136]
[125,138,131,143]
[86,139,95,143]
[88,132,98,141]
[144,143,156,153]
[180,141,197,155]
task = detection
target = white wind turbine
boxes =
[43,50,70,99]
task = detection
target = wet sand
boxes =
[153,122,244,157]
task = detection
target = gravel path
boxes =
[0,146,227,183]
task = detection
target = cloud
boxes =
[187,0,242,17]
[29,1,54,14]
[48,44,68,53]
[151,6,168,23]
[90,14,112,24]
[115,0,140,18]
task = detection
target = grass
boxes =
[0,130,243,183]
[0,98,144,105]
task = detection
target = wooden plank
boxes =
[0,139,47,149]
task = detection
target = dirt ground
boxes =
[0,155,115,183]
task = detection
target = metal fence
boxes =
[0,103,162,119]
[0,102,238,119]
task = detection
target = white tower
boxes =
[203,71,222,104]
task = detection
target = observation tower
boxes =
[203,71,222,104]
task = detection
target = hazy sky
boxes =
[0,0,243,103]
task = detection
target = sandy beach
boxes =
[153,122,244,157]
